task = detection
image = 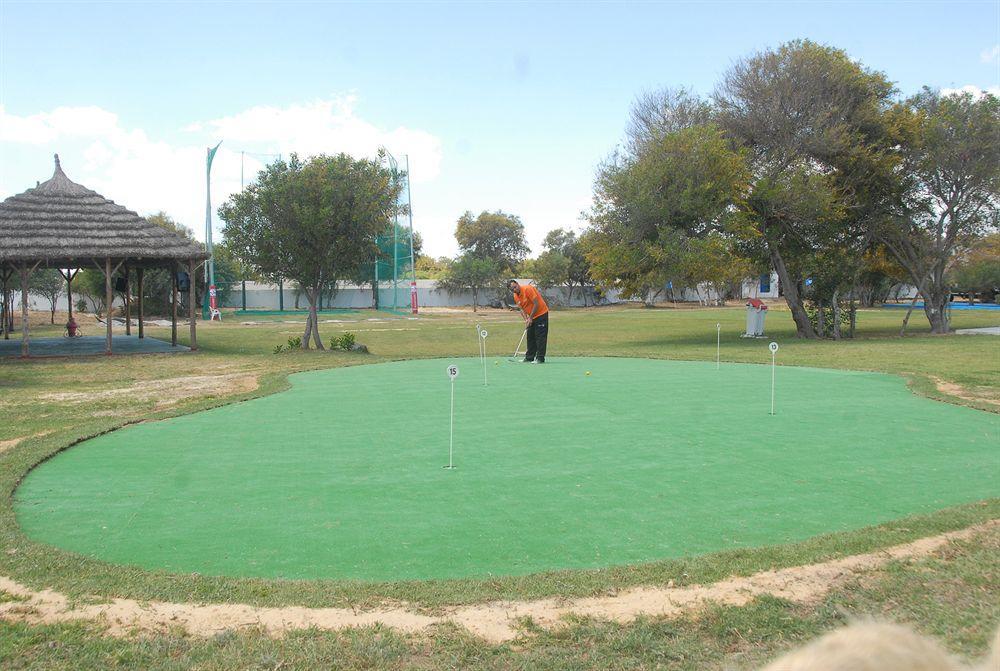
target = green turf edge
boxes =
[1,356,997,613]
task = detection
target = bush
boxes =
[286,336,302,349]
[330,332,356,351]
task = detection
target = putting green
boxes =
[15,357,999,582]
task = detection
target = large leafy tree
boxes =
[584,122,749,305]
[436,254,501,312]
[878,90,1000,332]
[454,210,530,273]
[540,228,592,304]
[714,39,901,337]
[220,153,402,349]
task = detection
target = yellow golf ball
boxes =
[585,371,591,376]
[494,360,499,365]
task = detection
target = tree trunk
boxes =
[310,297,323,349]
[472,287,478,312]
[832,290,841,341]
[768,245,817,338]
[301,311,313,349]
[923,290,950,334]
[899,294,919,336]
[302,287,325,349]
[817,299,825,337]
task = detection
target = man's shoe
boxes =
[530,359,544,364]
[522,358,534,363]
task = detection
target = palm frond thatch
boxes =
[0,155,207,268]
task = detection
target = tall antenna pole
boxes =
[204,141,221,319]
[405,154,418,314]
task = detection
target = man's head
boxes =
[507,279,521,294]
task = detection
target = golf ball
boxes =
[494,360,499,365]
[586,371,591,376]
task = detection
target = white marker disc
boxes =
[769,342,779,353]
[447,364,460,379]
[480,329,488,339]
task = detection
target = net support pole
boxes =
[405,155,418,314]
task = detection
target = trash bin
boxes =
[743,298,768,337]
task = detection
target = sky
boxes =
[1,1,998,258]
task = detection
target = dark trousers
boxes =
[525,312,549,361]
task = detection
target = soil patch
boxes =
[38,373,259,409]
[0,520,994,641]
[931,376,1000,407]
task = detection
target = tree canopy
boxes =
[220,153,402,349]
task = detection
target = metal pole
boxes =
[770,351,776,415]
[241,280,247,311]
[405,154,418,314]
[449,379,455,469]
[716,323,721,370]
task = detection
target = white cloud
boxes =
[197,96,443,185]
[1,98,444,245]
[981,45,1000,65]
[940,84,1000,99]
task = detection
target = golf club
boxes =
[508,328,527,362]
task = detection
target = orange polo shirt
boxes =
[514,284,549,319]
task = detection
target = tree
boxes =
[455,210,530,273]
[583,123,749,306]
[949,233,1000,302]
[532,250,571,299]
[714,39,901,337]
[29,269,64,324]
[414,256,452,279]
[878,90,1000,332]
[681,233,755,306]
[74,269,108,316]
[541,229,592,304]
[220,153,402,349]
[437,254,501,312]
[626,87,713,156]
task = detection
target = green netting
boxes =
[372,222,416,314]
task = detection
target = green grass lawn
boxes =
[1,303,997,669]
[13,356,999,582]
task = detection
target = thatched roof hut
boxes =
[0,155,208,356]
[0,155,206,268]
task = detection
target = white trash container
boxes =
[743,298,768,337]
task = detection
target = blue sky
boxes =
[2,1,998,256]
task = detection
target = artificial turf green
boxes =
[14,356,1000,582]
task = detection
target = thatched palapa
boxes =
[0,155,208,356]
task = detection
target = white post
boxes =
[480,328,489,386]
[449,379,455,467]
[769,342,779,415]
[716,323,721,370]
[446,364,459,469]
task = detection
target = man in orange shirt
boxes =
[508,279,549,363]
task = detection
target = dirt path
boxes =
[930,376,1000,407]
[1,520,995,641]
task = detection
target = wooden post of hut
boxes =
[171,263,178,347]
[123,265,131,336]
[136,267,144,339]
[188,259,198,351]
[19,263,30,357]
[105,257,113,355]
[1,266,11,340]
